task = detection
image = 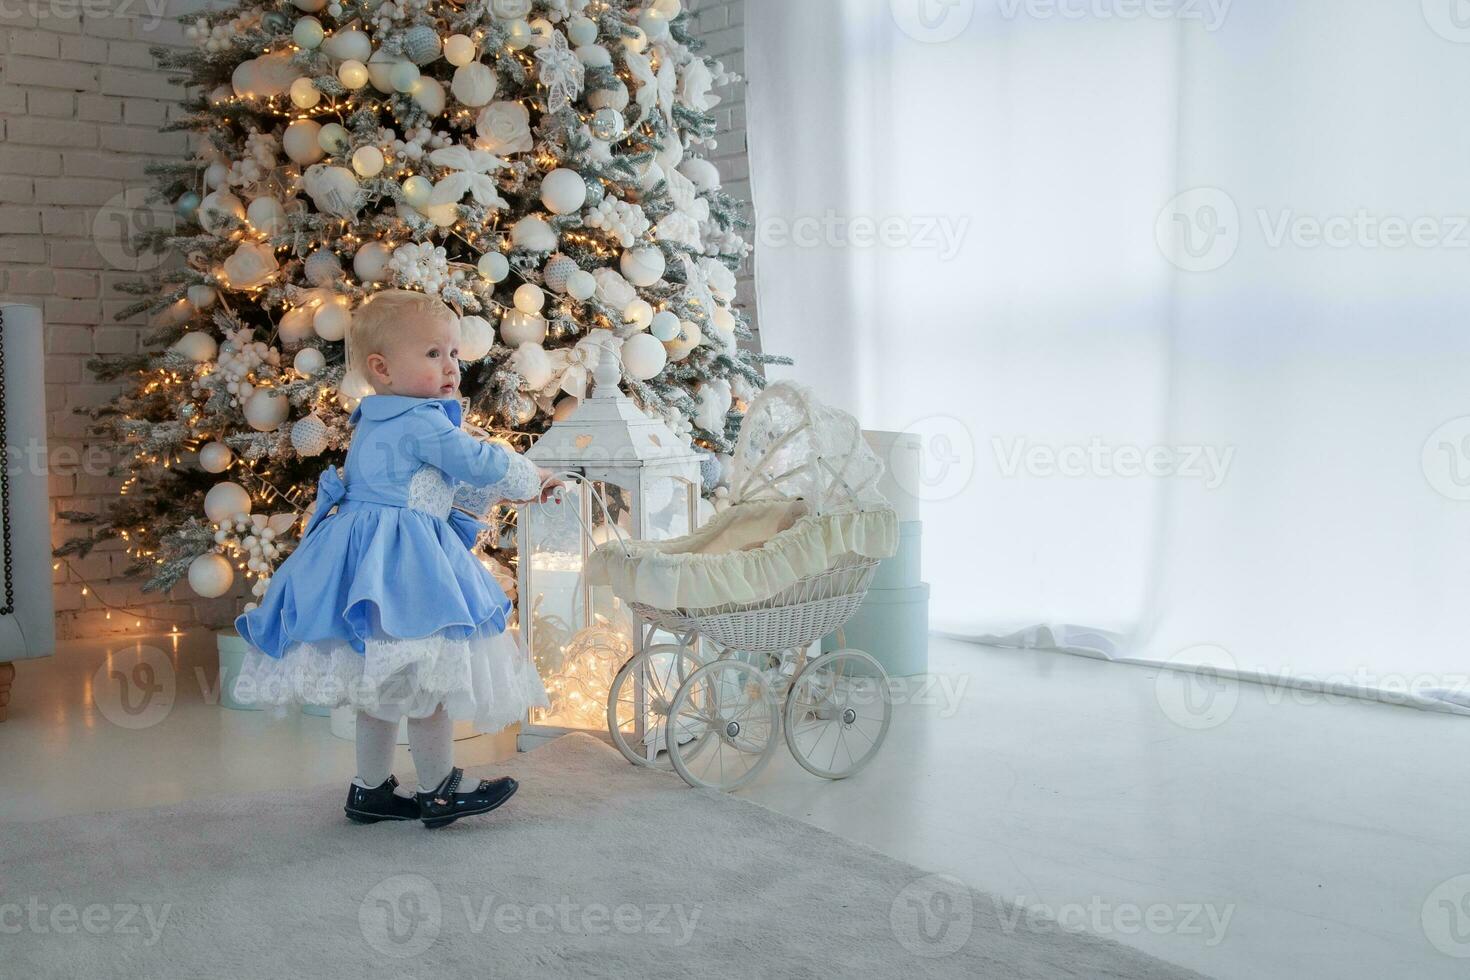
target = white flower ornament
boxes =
[534,30,585,114]
[427,145,510,210]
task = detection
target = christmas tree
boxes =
[59,0,786,610]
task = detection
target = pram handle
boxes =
[536,470,634,559]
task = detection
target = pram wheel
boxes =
[784,649,892,779]
[607,641,710,769]
[667,658,781,791]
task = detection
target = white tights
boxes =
[353,704,456,794]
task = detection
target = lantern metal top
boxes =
[524,334,703,473]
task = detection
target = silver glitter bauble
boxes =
[290,413,329,457]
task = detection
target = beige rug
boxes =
[2,733,1204,979]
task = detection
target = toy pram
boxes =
[578,381,899,790]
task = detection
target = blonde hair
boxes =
[348,289,459,377]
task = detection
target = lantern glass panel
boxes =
[525,478,636,732]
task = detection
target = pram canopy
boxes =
[585,382,898,612]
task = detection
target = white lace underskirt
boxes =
[234,626,550,730]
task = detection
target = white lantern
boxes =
[517,339,702,748]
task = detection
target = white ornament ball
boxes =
[650,310,680,341]
[565,269,597,301]
[587,81,628,112]
[589,107,624,141]
[499,310,547,347]
[477,251,510,282]
[322,28,371,63]
[666,320,702,361]
[292,0,327,11]
[638,9,670,41]
[318,122,351,155]
[293,347,326,377]
[290,414,330,456]
[401,24,441,65]
[172,330,217,363]
[411,76,446,116]
[187,284,217,310]
[623,299,654,330]
[204,162,228,190]
[303,249,342,285]
[512,342,554,389]
[401,175,433,208]
[289,76,321,109]
[244,389,290,432]
[651,0,682,17]
[459,314,495,361]
[187,553,235,599]
[575,43,612,67]
[278,305,315,343]
[566,15,597,45]
[514,283,545,314]
[540,168,587,215]
[204,481,252,523]
[198,441,232,474]
[621,25,648,53]
[337,59,369,90]
[506,19,533,49]
[492,0,531,18]
[337,369,375,405]
[351,145,385,178]
[246,196,287,235]
[621,332,667,380]
[313,301,351,341]
[280,119,324,163]
[552,396,579,421]
[511,216,558,252]
[354,241,392,282]
[451,62,497,107]
[292,16,324,48]
[389,60,420,93]
[368,50,409,93]
[620,246,666,287]
[543,254,578,293]
[679,157,721,193]
[444,34,476,67]
[198,191,245,235]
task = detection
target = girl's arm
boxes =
[452,454,542,514]
[406,409,514,488]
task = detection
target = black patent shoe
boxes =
[415,767,518,829]
[345,774,422,824]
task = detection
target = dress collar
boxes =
[349,395,463,427]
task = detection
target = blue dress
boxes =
[234,394,549,729]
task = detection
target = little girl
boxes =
[235,289,557,829]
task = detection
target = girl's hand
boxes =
[536,468,565,504]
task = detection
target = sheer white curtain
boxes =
[746,0,1470,709]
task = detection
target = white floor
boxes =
[3,630,1466,980]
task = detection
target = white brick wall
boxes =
[0,0,758,640]
[2,4,250,639]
